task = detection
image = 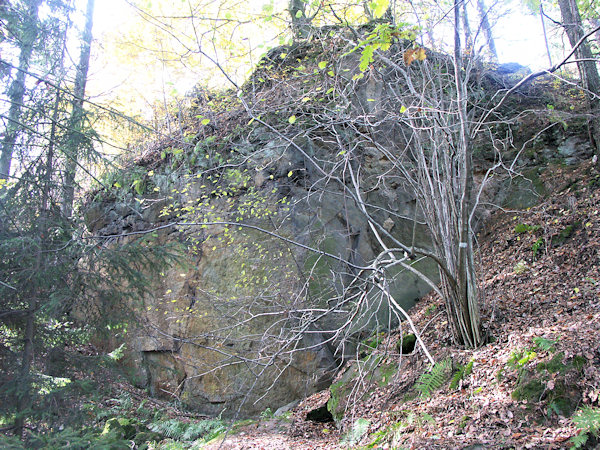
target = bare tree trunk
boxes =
[476,0,498,62]
[540,2,553,66]
[0,0,43,179]
[558,0,600,158]
[453,0,481,348]
[363,0,374,20]
[289,0,311,40]
[62,0,95,217]
[462,1,473,55]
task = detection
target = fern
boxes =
[27,427,132,450]
[449,359,474,390]
[149,418,226,442]
[570,406,600,449]
[149,419,189,439]
[573,406,600,434]
[532,337,558,352]
[415,359,451,398]
[341,418,371,445]
[569,432,588,449]
[182,419,226,441]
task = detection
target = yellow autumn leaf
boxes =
[404,47,427,66]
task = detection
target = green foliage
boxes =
[360,332,386,355]
[553,222,579,246]
[415,358,451,398]
[521,0,540,13]
[149,418,188,439]
[573,407,600,434]
[0,426,134,449]
[507,348,537,370]
[513,260,529,274]
[511,378,545,402]
[396,333,416,354]
[536,351,565,374]
[512,222,545,258]
[369,410,435,447]
[344,23,417,73]
[571,407,600,448]
[0,178,177,433]
[327,379,345,421]
[514,223,540,234]
[260,408,275,420]
[99,164,156,199]
[449,359,474,390]
[106,343,126,362]
[102,417,139,440]
[423,304,437,317]
[532,336,558,353]
[569,432,589,449]
[506,337,583,416]
[532,237,544,259]
[149,417,226,442]
[341,418,371,446]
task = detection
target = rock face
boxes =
[87,128,439,417]
[137,223,342,417]
[85,38,592,417]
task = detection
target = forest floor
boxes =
[92,160,600,449]
[198,161,600,449]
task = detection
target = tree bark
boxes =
[538,2,553,66]
[289,0,311,40]
[558,0,600,158]
[62,0,95,217]
[462,1,473,55]
[13,308,35,438]
[0,0,43,179]
[453,0,481,348]
[476,0,498,62]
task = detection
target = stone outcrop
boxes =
[85,36,594,416]
[87,130,437,417]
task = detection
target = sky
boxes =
[86,0,566,117]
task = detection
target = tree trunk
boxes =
[462,1,473,55]
[476,0,498,62]
[452,0,482,348]
[289,0,311,40]
[13,308,35,438]
[62,0,95,217]
[540,2,553,66]
[558,0,600,158]
[12,76,62,441]
[0,0,43,179]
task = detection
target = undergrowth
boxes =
[0,389,230,449]
[570,406,600,449]
[415,358,452,398]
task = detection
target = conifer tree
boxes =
[0,0,43,179]
[62,0,95,217]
